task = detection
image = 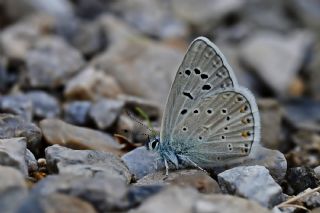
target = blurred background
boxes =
[0,0,319,169]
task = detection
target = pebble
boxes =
[0,114,42,155]
[64,67,123,101]
[89,99,124,130]
[91,37,183,105]
[137,169,221,194]
[32,174,129,212]
[0,94,33,121]
[0,138,29,175]
[45,144,132,183]
[26,36,84,88]
[240,31,313,96]
[301,191,320,209]
[286,167,320,194]
[63,101,92,126]
[25,148,38,174]
[258,99,283,150]
[40,119,123,154]
[19,193,97,213]
[218,165,284,208]
[25,91,60,119]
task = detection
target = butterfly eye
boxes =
[151,141,157,149]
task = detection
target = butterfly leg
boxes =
[179,155,208,174]
[164,158,169,178]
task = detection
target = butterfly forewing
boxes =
[161,37,239,143]
[160,37,260,168]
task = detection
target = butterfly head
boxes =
[146,136,160,151]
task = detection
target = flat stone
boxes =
[91,37,183,106]
[63,101,92,126]
[172,0,245,32]
[137,169,220,194]
[110,0,188,38]
[0,94,33,121]
[218,166,284,208]
[240,31,313,96]
[0,114,42,156]
[25,91,60,119]
[0,138,28,175]
[258,99,283,150]
[0,165,27,192]
[286,167,320,194]
[26,36,84,88]
[89,99,124,130]
[45,145,131,183]
[40,119,122,154]
[32,174,129,212]
[64,67,123,101]
[19,193,97,213]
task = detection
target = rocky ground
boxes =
[0,0,320,212]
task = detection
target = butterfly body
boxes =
[146,37,260,175]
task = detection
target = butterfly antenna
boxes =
[126,110,157,136]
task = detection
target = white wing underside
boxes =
[160,37,260,167]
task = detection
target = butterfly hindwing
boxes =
[161,37,239,143]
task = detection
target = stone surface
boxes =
[240,31,313,96]
[111,0,188,38]
[45,145,131,183]
[26,91,60,119]
[40,119,122,154]
[26,36,84,88]
[137,169,220,194]
[130,186,271,213]
[172,0,245,32]
[218,166,284,208]
[63,101,92,126]
[19,193,97,213]
[89,99,124,130]
[286,167,320,194]
[0,94,33,121]
[91,37,183,106]
[0,138,28,175]
[0,165,27,192]
[32,174,129,212]
[64,67,123,101]
[25,148,38,174]
[0,114,42,155]
[301,190,320,209]
[258,99,283,150]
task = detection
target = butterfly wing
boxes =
[161,37,239,143]
[160,37,260,167]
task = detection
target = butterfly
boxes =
[146,37,260,176]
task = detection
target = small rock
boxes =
[118,94,160,119]
[19,193,97,213]
[194,194,271,213]
[89,99,124,130]
[258,99,283,150]
[0,94,33,121]
[63,101,92,126]
[122,146,162,180]
[91,37,183,106]
[25,91,60,119]
[45,145,131,183]
[0,114,42,155]
[172,0,245,32]
[26,36,84,88]
[111,0,188,38]
[137,169,220,194]
[286,167,320,194]
[32,174,128,212]
[301,190,320,209]
[25,149,38,174]
[40,119,122,154]
[126,185,164,209]
[0,138,28,175]
[315,166,320,179]
[98,14,140,44]
[64,67,123,101]
[0,165,27,192]
[218,166,284,208]
[240,31,313,96]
